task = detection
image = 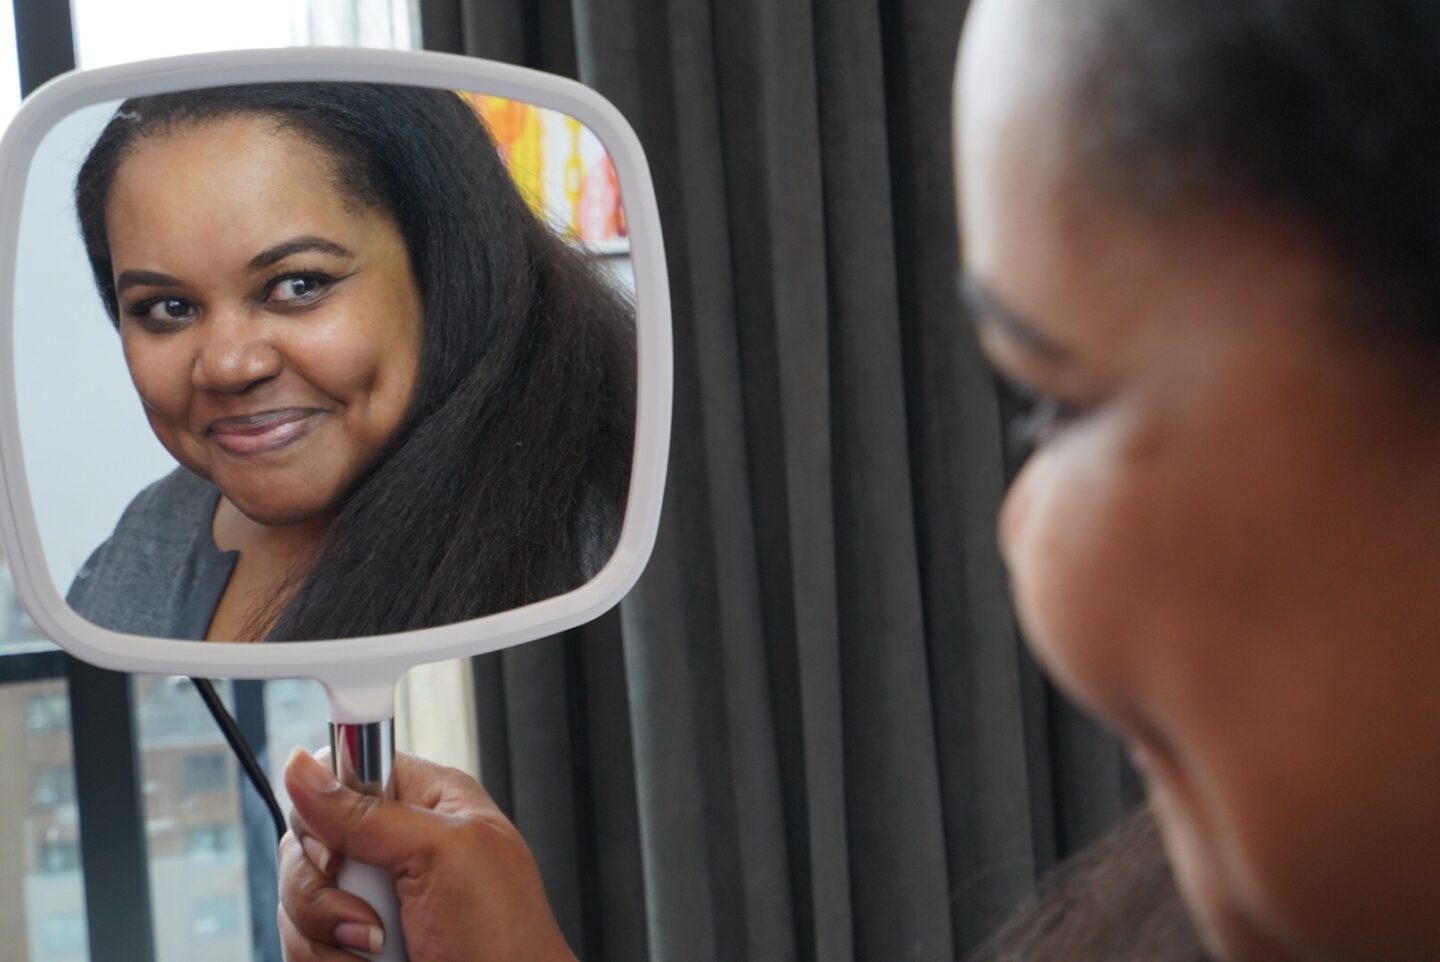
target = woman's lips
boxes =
[207,409,322,456]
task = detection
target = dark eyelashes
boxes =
[261,269,342,306]
[993,374,1079,460]
[119,269,341,326]
[125,298,169,318]
[1010,394,1077,448]
[124,295,195,332]
[124,294,189,316]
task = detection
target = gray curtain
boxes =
[425,1,1144,959]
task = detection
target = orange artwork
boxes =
[462,92,628,253]
[468,93,544,214]
[579,154,625,244]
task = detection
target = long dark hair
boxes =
[75,83,635,639]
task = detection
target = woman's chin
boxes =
[223,490,336,531]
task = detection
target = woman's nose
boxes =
[192,311,282,393]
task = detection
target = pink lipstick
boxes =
[208,409,321,456]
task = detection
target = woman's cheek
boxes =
[123,351,179,422]
[122,330,181,397]
[121,337,203,463]
[298,302,411,407]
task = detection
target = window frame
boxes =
[9,20,156,962]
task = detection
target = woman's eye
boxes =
[994,375,1079,466]
[128,297,197,328]
[265,274,332,304]
[1010,395,1076,449]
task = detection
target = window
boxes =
[190,896,243,942]
[2,4,417,961]
[0,0,17,126]
[39,913,88,958]
[136,677,224,748]
[36,838,82,874]
[70,0,416,69]
[31,767,77,810]
[186,824,239,861]
[181,753,230,794]
[2,677,89,962]
[25,690,69,733]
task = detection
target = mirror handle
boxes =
[330,720,408,962]
[336,860,408,962]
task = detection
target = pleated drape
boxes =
[424,1,1143,959]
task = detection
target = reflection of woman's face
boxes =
[958,2,1440,961]
[105,116,422,527]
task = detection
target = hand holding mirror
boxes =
[0,47,671,962]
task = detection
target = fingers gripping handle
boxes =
[330,720,408,962]
[337,859,407,962]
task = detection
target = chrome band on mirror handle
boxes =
[330,719,396,799]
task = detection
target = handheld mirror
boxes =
[0,48,671,962]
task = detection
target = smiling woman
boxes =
[108,117,423,516]
[102,113,425,641]
[63,83,636,643]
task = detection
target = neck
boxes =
[211,496,332,567]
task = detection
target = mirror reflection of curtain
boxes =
[422,1,1145,960]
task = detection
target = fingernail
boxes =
[288,746,340,793]
[300,834,332,875]
[335,923,384,954]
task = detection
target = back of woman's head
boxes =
[1058,0,1440,335]
[76,83,636,638]
[967,809,1211,962]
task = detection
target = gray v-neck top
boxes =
[66,468,239,639]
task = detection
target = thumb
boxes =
[283,747,443,874]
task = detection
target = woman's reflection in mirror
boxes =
[65,83,635,642]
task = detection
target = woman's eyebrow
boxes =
[959,271,1070,362]
[115,269,181,294]
[248,236,354,272]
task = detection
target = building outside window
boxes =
[30,768,76,810]
[181,753,231,795]
[186,824,240,861]
[24,691,68,734]
[36,838,81,875]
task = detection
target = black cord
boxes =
[191,677,288,845]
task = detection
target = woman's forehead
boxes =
[115,117,336,194]
[104,121,382,273]
[959,0,1075,117]
[956,0,1091,241]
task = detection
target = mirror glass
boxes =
[11,83,637,643]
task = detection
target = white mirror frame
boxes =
[0,47,672,722]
